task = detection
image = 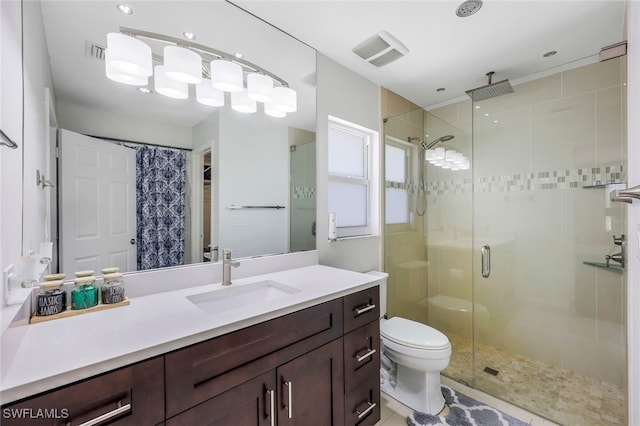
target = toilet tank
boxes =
[366,271,388,318]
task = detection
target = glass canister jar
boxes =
[72,276,98,310]
[36,280,67,316]
[101,273,125,304]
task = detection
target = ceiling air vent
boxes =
[352,31,409,67]
[85,40,106,61]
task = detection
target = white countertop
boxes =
[0,265,382,405]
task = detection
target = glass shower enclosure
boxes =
[383,56,627,425]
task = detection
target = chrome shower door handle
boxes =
[481,244,491,278]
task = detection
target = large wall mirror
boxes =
[24,1,317,274]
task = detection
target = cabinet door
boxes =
[166,371,276,426]
[277,338,344,426]
[1,357,164,426]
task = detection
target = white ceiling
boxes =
[39,0,626,133]
[234,0,626,108]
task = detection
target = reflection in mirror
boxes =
[29,1,316,274]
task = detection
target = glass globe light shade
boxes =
[196,78,224,106]
[210,60,243,92]
[231,89,257,113]
[106,33,152,77]
[163,46,202,84]
[105,50,148,85]
[154,65,188,99]
[270,86,297,112]
[247,73,273,103]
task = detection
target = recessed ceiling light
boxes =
[138,87,152,94]
[436,87,446,92]
[116,4,133,15]
[474,105,480,109]
[183,32,196,41]
[484,113,490,117]
[456,0,482,17]
[543,50,557,58]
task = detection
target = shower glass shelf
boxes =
[582,181,626,189]
[582,261,623,272]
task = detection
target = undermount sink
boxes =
[187,280,301,315]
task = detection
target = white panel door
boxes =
[60,129,136,273]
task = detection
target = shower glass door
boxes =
[470,58,627,425]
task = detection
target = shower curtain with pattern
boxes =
[135,145,186,270]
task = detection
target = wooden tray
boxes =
[30,298,130,324]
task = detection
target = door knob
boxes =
[130,238,137,245]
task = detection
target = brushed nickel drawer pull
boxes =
[283,380,293,419]
[353,303,376,316]
[266,389,275,426]
[355,401,376,419]
[76,401,131,426]
[355,348,376,362]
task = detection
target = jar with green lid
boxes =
[72,276,98,310]
[101,273,125,304]
[37,280,66,316]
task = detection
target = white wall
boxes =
[216,108,289,258]
[316,53,382,272]
[56,102,193,150]
[21,0,55,256]
[0,0,23,305]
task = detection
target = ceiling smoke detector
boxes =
[456,0,483,17]
[352,31,409,67]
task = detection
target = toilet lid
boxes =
[381,317,450,350]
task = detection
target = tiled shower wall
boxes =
[426,57,627,387]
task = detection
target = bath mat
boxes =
[407,385,531,426]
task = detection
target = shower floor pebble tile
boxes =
[443,335,625,425]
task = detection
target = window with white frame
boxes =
[385,137,411,226]
[328,117,377,238]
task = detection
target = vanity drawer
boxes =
[343,319,380,393]
[345,375,380,426]
[1,357,164,426]
[165,298,343,417]
[343,286,379,333]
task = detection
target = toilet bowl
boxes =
[367,271,452,415]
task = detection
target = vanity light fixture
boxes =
[103,27,296,117]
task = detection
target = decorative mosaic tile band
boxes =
[423,165,626,195]
[292,186,316,199]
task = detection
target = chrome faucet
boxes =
[605,234,625,268]
[222,249,240,286]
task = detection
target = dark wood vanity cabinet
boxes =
[342,287,381,426]
[1,357,164,426]
[2,286,380,426]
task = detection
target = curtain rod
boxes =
[86,134,193,152]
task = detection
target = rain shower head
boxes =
[409,135,455,150]
[466,71,514,102]
[425,134,455,149]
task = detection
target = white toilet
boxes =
[369,271,452,415]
